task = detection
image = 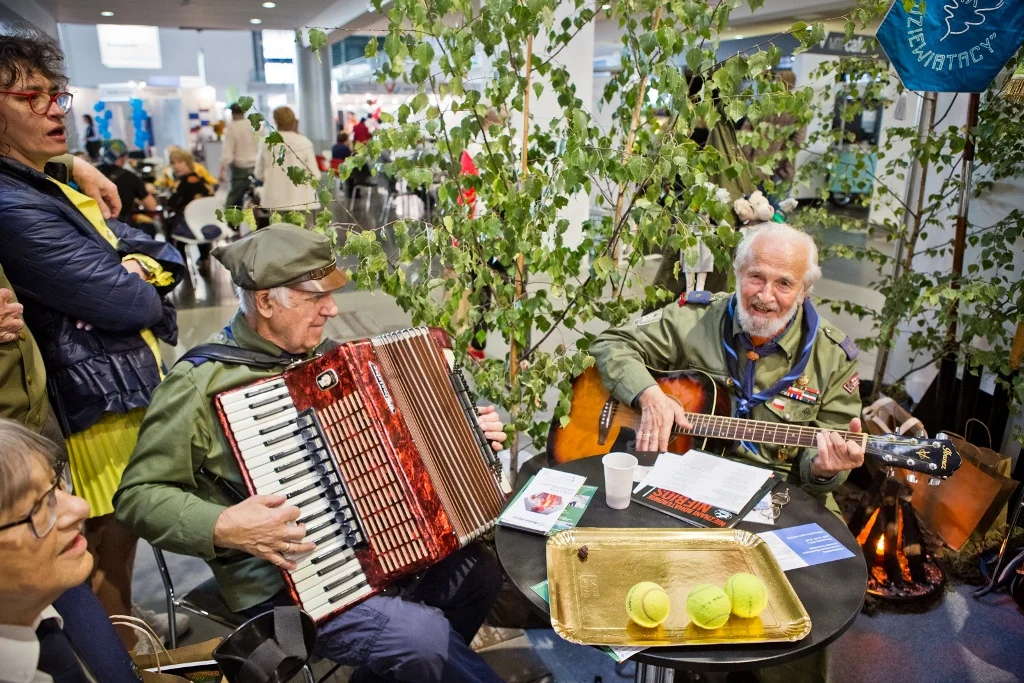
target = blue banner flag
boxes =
[876,0,1024,92]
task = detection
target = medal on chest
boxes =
[782,382,819,405]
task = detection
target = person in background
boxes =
[0,27,186,649]
[256,105,319,213]
[220,102,259,209]
[741,70,806,200]
[331,130,352,163]
[652,72,756,298]
[96,138,158,234]
[166,147,215,263]
[352,115,372,144]
[81,113,100,161]
[155,144,217,192]
[0,419,143,683]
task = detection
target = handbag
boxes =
[111,616,224,683]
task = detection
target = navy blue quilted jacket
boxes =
[0,157,185,435]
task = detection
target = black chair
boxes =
[151,547,318,683]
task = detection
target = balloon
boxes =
[103,110,113,119]
[93,101,105,112]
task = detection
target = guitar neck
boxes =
[673,412,862,449]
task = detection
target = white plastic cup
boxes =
[602,452,638,510]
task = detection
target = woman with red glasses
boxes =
[0,27,185,649]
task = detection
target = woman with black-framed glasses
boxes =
[0,418,142,683]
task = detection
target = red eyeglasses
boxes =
[0,90,74,115]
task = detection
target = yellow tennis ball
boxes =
[625,581,671,628]
[686,583,732,629]
[723,573,768,619]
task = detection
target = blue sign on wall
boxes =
[876,0,1024,92]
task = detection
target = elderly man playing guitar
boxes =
[589,222,865,513]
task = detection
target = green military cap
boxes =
[212,224,349,292]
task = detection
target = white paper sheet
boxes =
[631,451,773,513]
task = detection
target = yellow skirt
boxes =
[65,408,147,518]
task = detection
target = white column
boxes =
[295,44,334,154]
[506,1,595,249]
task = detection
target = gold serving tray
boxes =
[546,527,811,647]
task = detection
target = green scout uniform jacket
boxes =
[590,293,862,505]
[0,264,49,432]
[114,312,328,612]
[1,153,75,434]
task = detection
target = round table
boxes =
[495,455,867,679]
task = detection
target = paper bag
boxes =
[900,433,1018,550]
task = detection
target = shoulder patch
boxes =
[634,309,663,327]
[679,290,712,306]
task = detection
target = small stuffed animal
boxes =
[733,196,755,223]
[748,190,775,222]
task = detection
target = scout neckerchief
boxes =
[722,295,819,453]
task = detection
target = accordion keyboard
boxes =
[219,378,373,620]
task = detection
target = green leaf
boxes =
[247,112,264,132]
[265,131,284,146]
[308,28,329,59]
[236,96,253,113]
[593,255,616,278]
[287,166,311,186]
[283,211,306,227]
[790,21,808,35]
[410,92,428,114]
[365,38,378,58]
[241,208,258,231]
[223,207,244,227]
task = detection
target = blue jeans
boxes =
[239,544,503,683]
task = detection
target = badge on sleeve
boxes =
[843,372,860,394]
[634,309,663,327]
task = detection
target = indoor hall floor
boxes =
[128,195,1022,682]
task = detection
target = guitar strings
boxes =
[622,408,926,448]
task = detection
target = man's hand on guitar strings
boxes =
[636,385,693,452]
[212,494,317,571]
[811,417,866,479]
[477,405,508,452]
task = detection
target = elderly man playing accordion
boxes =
[115,224,507,683]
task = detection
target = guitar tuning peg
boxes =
[928,477,941,486]
[906,472,918,484]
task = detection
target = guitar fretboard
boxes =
[673,412,862,449]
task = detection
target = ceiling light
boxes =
[250,18,262,24]
[734,34,744,39]
[101,11,114,16]
[262,2,276,7]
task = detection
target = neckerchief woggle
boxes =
[722,295,819,453]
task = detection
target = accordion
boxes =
[215,327,510,623]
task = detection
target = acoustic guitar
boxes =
[547,367,962,482]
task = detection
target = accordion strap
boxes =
[174,343,294,369]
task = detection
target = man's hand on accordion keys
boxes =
[477,405,507,452]
[212,494,318,571]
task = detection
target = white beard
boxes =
[736,295,800,339]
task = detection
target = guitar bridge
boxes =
[598,398,615,446]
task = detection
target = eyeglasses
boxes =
[0,462,69,538]
[768,488,791,521]
[0,90,74,115]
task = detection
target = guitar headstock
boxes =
[865,432,962,481]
